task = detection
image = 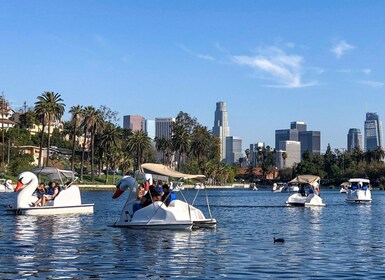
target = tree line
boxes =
[6,91,239,184]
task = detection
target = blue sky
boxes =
[1,1,385,152]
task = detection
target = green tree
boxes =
[171,123,190,170]
[34,91,65,167]
[69,105,83,172]
[126,130,152,171]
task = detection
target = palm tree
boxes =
[34,92,65,167]
[69,105,83,172]
[282,152,287,168]
[98,123,120,184]
[374,146,385,162]
[172,124,190,170]
[155,137,169,164]
[126,130,152,171]
[190,125,211,162]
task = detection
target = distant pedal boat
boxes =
[346,178,372,203]
[6,167,94,215]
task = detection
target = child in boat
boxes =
[42,181,60,205]
[31,183,47,207]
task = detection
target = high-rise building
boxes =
[276,141,301,168]
[123,115,144,131]
[225,136,242,164]
[143,119,155,140]
[364,112,383,151]
[250,142,264,166]
[299,131,321,155]
[290,121,307,132]
[275,121,320,165]
[212,101,230,161]
[275,129,299,149]
[155,117,175,140]
[347,128,362,152]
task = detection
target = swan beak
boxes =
[112,188,124,199]
[15,181,24,192]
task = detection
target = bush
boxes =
[9,155,35,176]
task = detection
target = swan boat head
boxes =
[112,176,138,199]
[14,171,39,208]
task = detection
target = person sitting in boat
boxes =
[137,184,145,200]
[156,180,164,196]
[42,181,60,205]
[133,185,162,212]
[161,184,176,206]
[351,183,358,191]
[299,184,306,196]
[30,182,47,207]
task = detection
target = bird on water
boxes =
[273,237,285,243]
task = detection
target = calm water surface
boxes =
[1,188,385,279]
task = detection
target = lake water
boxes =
[1,188,385,279]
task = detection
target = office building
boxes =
[143,119,155,140]
[250,142,265,166]
[212,101,230,161]
[155,117,175,140]
[299,131,321,155]
[225,136,242,165]
[290,121,307,132]
[364,112,383,151]
[347,128,362,152]
[276,141,301,168]
[123,115,144,131]
[275,129,299,150]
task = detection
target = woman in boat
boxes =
[42,181,60,206]
[161,184,176,206]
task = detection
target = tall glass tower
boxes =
[347,128,362,152]
[212,101,230,161]
[364,112,383,151]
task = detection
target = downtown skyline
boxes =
[2,1,385,152]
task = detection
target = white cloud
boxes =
[362,68,372,75]
[359,80,384,88]
[180,45,215,61]
[331,40,355,58]
[232,46,316,88]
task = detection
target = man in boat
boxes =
[161,184,176,206]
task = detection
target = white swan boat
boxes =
[194,183,205,190]
[0,179,14,192]
[6,167,94,215]
[346,178,372,203]
[339,182,349,194]
[112,163,216,230]
[285,175,325,207]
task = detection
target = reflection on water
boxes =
[2,190,385,278]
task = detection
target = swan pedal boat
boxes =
[6,167,94,215]
[0,179,14,192]
[285,175,325,207]
[346,178,372,203]
[112,163,217,230]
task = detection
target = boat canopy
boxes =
[140,163,205,180]
[340,182,350,187]
[348,178,370,184]
[289,175,320,188]
[31,167,76,183]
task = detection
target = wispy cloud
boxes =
[359,80,384,88]
[232,46,316,88]
[331,40,355,58]
[180,45,215,61]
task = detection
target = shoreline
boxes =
[77,184,251,190]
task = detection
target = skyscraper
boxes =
[276,141,301,168]
[225,136,242,165]
[290,121,307,132]
[123,115,144,131]
[364,112,383,151]
[155,117,175,140]
[212,101,230,161]
[347,128,362,152]
[299,131,321,155]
